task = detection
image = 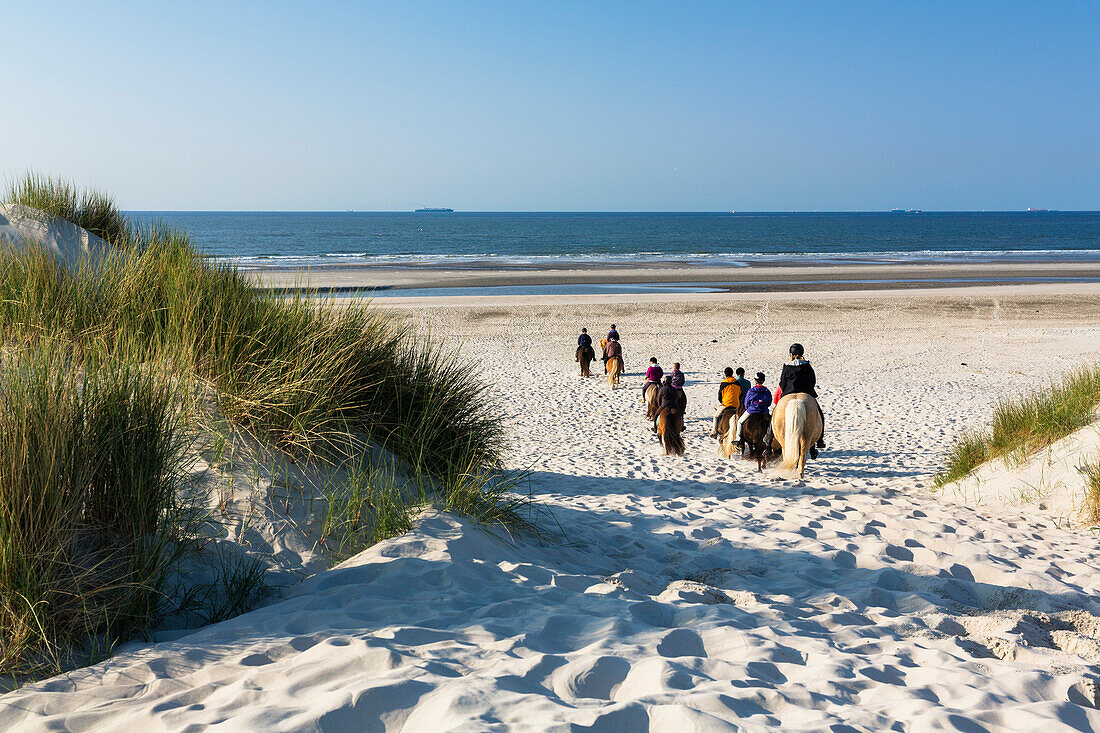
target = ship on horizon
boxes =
[414,207,454,213]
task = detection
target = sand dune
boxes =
[3,292,1100,731]
[944,420,1100,528]
[0,203,110,270]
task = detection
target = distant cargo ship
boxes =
[414,207,454,213]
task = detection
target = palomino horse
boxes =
[718,411,771,471]
[770,393,823,479]
[606,356,624,388]
[656,407,685,456]
[644,382,660,420]
[599,338,609,372]
[577,346,596,377]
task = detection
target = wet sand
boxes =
[252,260,1100,295]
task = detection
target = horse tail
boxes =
[658,409,685,456]
[718,428,734,458]
[606,357,623,387]
[778,399,806,477]
[645,384,658,419]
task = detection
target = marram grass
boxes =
[0,174,524,682]
[0,343,199,680]
[935,366,1100,487]
[7,172,131,245]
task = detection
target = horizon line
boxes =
[125,209,1097,215]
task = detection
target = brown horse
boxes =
[577,345,595,377]
[656,407,685,456]
[644,382,660,420]
[771,393,823,479]
[719,411,771,471]
[606,356,623,388]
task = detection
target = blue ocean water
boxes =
[130,211,1100,268]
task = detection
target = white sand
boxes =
[3,292,1100,731]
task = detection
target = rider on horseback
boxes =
[777,343,826,451]
[576,328,593,360]
[734,372,771,446]
[669,362,688,412]
[601,324,620,366]
[604,334,622,362]
[652,375,680,433]
[642,357,663,397]
[734,367,751,403]
[710,367,743,439]
[577,328,592,350]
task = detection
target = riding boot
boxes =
[816,405,826,449]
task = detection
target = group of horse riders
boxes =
[577,326,826,457]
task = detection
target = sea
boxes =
[130,211,1100,270]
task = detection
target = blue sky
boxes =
[2,2,1097,211]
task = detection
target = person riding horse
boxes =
[642,357,663,397]
[601,324,620,366]
[710,367,743,439]
[669,362,687,411]
[652,375,681,433]
[768,343,827,456]
[604,334,622,364]
[735,372,771,447]
[576,328,595,362]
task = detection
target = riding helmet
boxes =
[789,343,804,356]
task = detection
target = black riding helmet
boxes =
[789,343,804,357]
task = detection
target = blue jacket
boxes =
[744,385,772,414]
[578,333,592,348]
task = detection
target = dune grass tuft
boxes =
[7,172,132,246]
[0,343,199,680]
[935,366,1100,486]
[1079,460,1100,527]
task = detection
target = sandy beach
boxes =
[2,287,1099,730]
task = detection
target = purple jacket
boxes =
[670,369,685,389]
[744,385,772,414]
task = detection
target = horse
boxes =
[656,407,685,456]
[644,382,660,420]
[770,393,823,479]
[718,411,771,471]
[599,338,609,372]
[577,345,595,377]
[606,356,623,388]
[713,405,740,443]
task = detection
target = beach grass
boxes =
[7,172,131,246]
[935,366,1100,486]
[0,181,504,475]
[0,174,524,680]
[1079,460,1100,527]
[0,343,199,680]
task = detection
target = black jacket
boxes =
[779,360,818,398]
[658,384,680,410]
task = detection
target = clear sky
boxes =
[2,1,1098,211]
